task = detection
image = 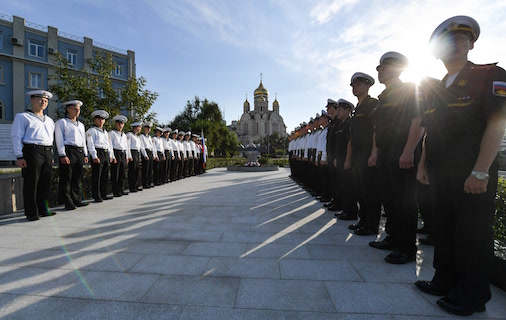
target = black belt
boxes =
[95,148,108,152]
[114,149,126,153]
[23,143,52,150]
[65,145,84,152]
[131,149,139,154]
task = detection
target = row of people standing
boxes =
[289,15,506,317]
[11,95,207,219]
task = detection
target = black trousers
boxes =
[128,150,140,191]
[327,157,342,206]
[91,148,109,200]
[170,155,178,181]
[22,144,53,218]
[352,150,381,230]
[337,159,358,214]
[58,146,85,206]
[380,159,418,254]
[189,157,195,176]
[111,149,127,195]
[429,165,496,307]
[194,154,200,175]
[164,150,171,182]
[317,164,331,199]
[154,151,164,185]
[142,149,153,187]
[177,152,184,179]
[417,181,433,231]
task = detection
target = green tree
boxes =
[49,51,158,129]
[253,132,288,156]
[170,97,238,156]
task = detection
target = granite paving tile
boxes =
[141,274,240,307]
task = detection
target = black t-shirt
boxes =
[374,80,422,160]
[326,117,341,159]
[335,117,351,163]
[350,96,378,152]
[421,61,506,166]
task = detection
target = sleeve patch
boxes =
[493,81,506,97]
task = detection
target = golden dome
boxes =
[254,80,269,96]
[273,98,279,107]
[244,99,250,107]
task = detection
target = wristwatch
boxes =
[471,170,490,180]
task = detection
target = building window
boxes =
[98,88,105,98]
[0,101,3,120]
[0,31,3,49]
[29,73,43,89]
[0,66,4,85]
[115,63,123,76]
[66,50,77,67]
[115,88,122,101]
[256,123,259,134]
[28,39,45,58]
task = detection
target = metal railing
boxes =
[94,41,128,55]
[0,12,128,56]
[0,13,12,22]
[57,30,84,43]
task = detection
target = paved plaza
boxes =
[1,167,505,319]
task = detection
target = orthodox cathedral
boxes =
[230,75,287,146]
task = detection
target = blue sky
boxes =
[3,0,506,132]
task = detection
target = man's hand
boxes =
[399,151,414,169]
[16,159,27,168]
[60,156,70,165]
[416,165,430,185]
[464,174,488,194]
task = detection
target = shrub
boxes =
[495,177,506,242]
[258,157,269,165]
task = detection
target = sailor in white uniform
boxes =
[109,115,131,197]
[126,121,145,192]
[11,90,56,221]
[140,122,154,189]
[86,110,113,202]
[55,100,89,210]
[162,128,173,183]
[152,127,166,186]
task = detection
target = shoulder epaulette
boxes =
[470,62,498,70]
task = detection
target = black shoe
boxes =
[143,185,151,189]
[338,212,357,220]
[354,227,377,236]
[348,223,362,230]
[415,281,450,296]
[323,201,334,208]
[65,204,76,210]
[74,202,89,207]
[369,236,395,250]
[417,226,432,235]
[103,196,113,200]
[319,197,331,202]
[137,188,143,192]
[121,191,128,195]
[94,198,103,203]
[40,211,57,217]
[437,296,485,316]
[328,205,341,212]
[26,215,40,221]
[384,250,416,264]
[113,193,122,197]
